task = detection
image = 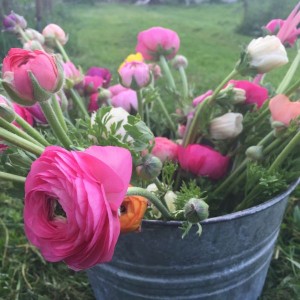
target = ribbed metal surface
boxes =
[87,180,299,300]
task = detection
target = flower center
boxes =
[47,197,66,220]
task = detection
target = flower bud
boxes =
[246,145,263,161]
[63,61,83,89]
[148,63,162,80]
[24,29,45,44]
[3,11,27,33]
[42,24,68,46]
[237,36,288,75]
[171,55,188,70]
[136,154,163,180]
[232,88,246,104]
[164,190,177,213]
[98,88,112,104]
[184,198,209,224]
[23,40,43,51]
[119,61,151,90]
[0,95,16,123]
[209,113,243,140]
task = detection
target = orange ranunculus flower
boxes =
[120,194,148,233]
[269,94,300,126]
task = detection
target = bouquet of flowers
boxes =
[0,3,300,273]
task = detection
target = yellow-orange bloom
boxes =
[120,194,148,233]
[118,52,144,71]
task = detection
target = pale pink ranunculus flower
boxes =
[178,144,230,180]
[2,48,62,105]
[192,90,213,107]
[269,94,300,126]
[119,61,150,89]
[24,145,132,271]
[42,24,68,45]
[152,137,178,163]
[136,27,180,61]
[227,80,269,108]
[63,61,82,86]
[109,84,138,113]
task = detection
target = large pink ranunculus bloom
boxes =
[24,146,132,271]
[227,80,268,108]
[2,48,62,105]
[269,94,300,126]
[86,67,112,88]
[109,84,138,113]
[178,144,230,180]
[136,27,180,61]
[152,137,178,163]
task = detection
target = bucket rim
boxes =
[141,178,300,227]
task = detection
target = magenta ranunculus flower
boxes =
[24,145,132,271]
[192,90,213,107]
[88,93,99,112]
[152,137,178,163]
[3,11,27,33]
[2,48,63,105]
[109,84,138,113]
[86,67,112,88]
[12,103,34,128]
[119,61,151,90]
[227,80,269,108]
[83,75,103,95]
[136,27,180,61]
[178,144,230,180]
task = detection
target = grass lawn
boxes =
[0,2,299,300]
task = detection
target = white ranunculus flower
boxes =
[210,112,243,140]
[247,35,288,73]
[104,107,132,141]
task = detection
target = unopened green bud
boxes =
[136,154,162,181]
[184,198,209,224]
[171,55,188,70]
[98,88,112,104]
[246,145,263,161]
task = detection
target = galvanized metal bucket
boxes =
[87,180,299,300]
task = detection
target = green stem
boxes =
[39,100,72,148]
[17,26,30,42]
[0,171,26,183]
[156,95,176,132]
[0,128,44,156]
[127,187,172,220]
[159,55,176,91]
[183,69,238,146]
[69,88,89,119]
[269,131,300,172]
[14,115,49,147]
[0,117,44,147]
[137,89,144,121]
[154,178,164,192]
[276,47,300,94]
[178,66,188,99]
[145,103,151,128]
[51,95,68,132]
[55,39,70,62]
[284,77,300,97]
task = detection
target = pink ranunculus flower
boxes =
[83,75,103,95]
[136,27,180,61]
[12,103,34,128]
[178,144,230,180]
[109,84,138,113]
[227,80,269,108]
[86,67,112,88]
[2,48,63,105]
[42,24,68,45]
[63,61,82,87]
[119,61,151,90]
[192,90,213,107]
[152,137,178,163]
[24,145,132,271]
[269,94,300,126]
